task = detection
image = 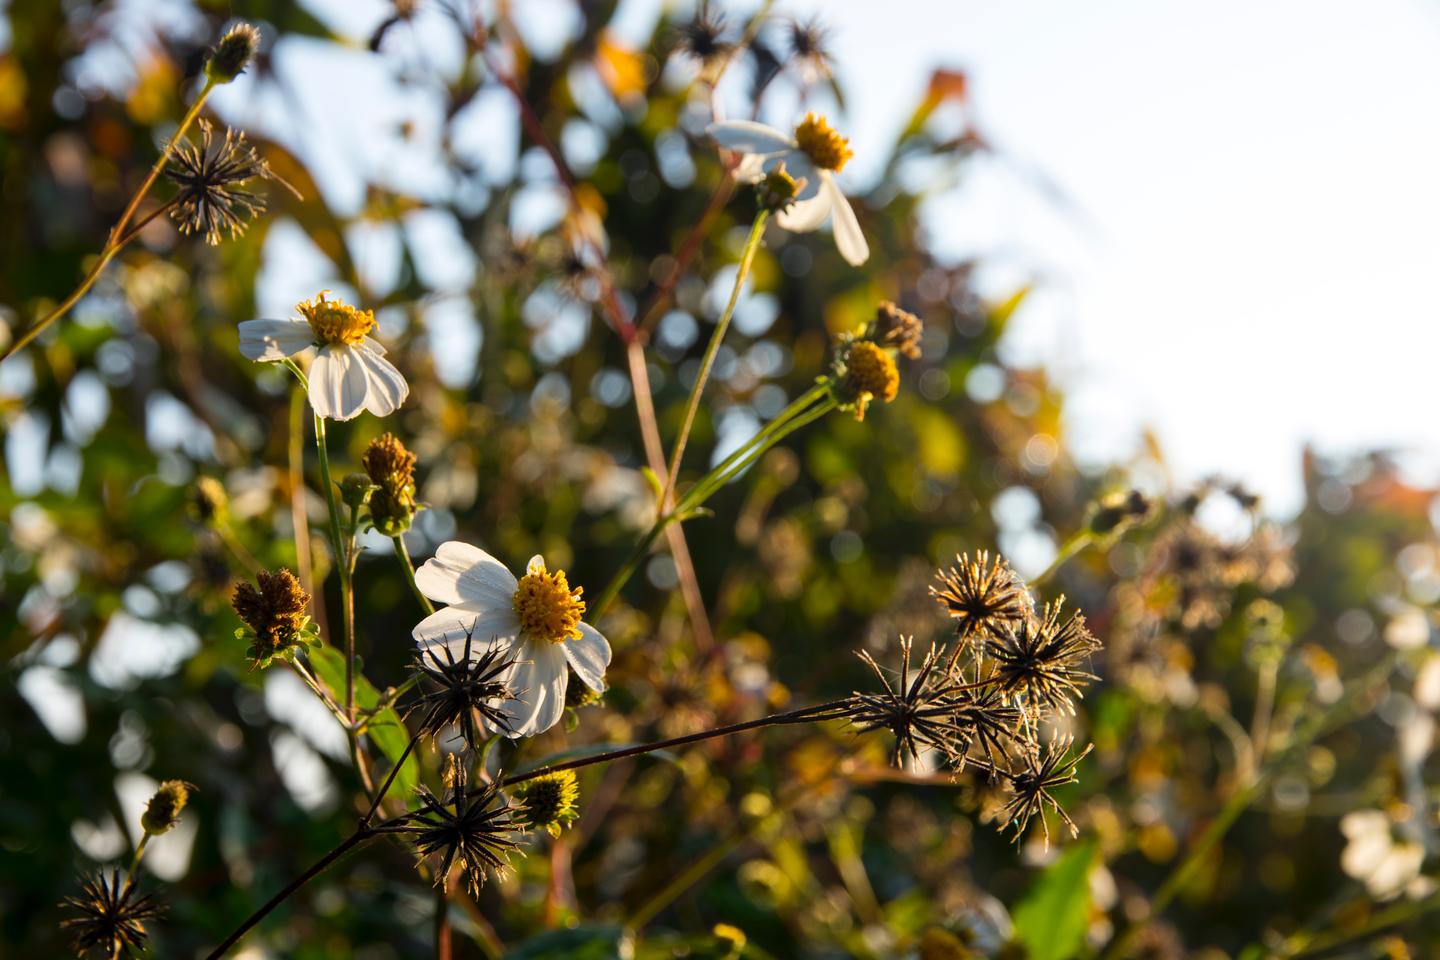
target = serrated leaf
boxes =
[1012,840,1095,960]
[308,645,419,801]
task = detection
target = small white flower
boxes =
[411,541,611,738]
[238,290,408,421]
[706,112,870,266]
[1340,809,1426,900]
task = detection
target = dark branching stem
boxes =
[202,699,854,959]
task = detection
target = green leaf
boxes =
[504,924,627,959]
[1011,840,1096,960]
[308,646,418,801]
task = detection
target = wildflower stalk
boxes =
[2,80,216,361]
[591,382,835,618]
[1030,530,1093,588]
[660,210,770,507]
[393,535,436,615]
[360,731,421,827]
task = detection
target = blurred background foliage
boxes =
[2,1,1439,958]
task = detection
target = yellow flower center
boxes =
[793,112,853,172]
[512,558,586,645]
[297,290,375,346]
[845,341,899,403]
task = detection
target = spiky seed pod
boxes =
[786,16,834,81]
[406,628,515,747]
[1001,737,1093,846]
[946,686,1025,776]
[166,121,280,245]
[931,551,1031,647]
[231,568,314,669]
[1086,488,1154,538]
[395,781,523,896]
[674,3,733,70]
[205,23,261,84]
[985,599,1099,717]
[512,770,580,838]
[141,780,194,835]
[61,871,164,958]
[850,638,966,767]
[362,432,419,535]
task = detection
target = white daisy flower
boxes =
[411,542,611,738]
[238,290,409,421]
[1340,809,1427,900]
[706,112,869,266]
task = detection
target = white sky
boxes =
[776,0,1440,513]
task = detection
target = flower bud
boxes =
[206,23,261,84]
[340,473,376,511]
[141,780,194,835]
[512,770,579,838]
[757,162,804,213]
[362,433,419,536]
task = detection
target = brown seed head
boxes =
[231,569,310,666]
[873,301,924,359]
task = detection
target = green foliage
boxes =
[1011,841,1096,960]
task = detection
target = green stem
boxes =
[660,211,769,507]
[120,833,152,897]
[313,413,354,720]
[393,535,435,615]
[1030,531,1093,588]
[361,732,420,826]
[2,80,214,362]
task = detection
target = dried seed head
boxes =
[786,17,834,81]
[61,871,164,958]
[166,121,277,245]
[931,551,1030,645]
[363,432,419,536]
[674,4,733,69]
[231,568,312,669]
[141,780,194,835]
[206,22,261,84]
[407,628,516,747]
[849,638,965,767]
[1087,488,1154,538]
[872,301,924,359]
[512,770,580,838]
[1001,737,1093,846]
[986,599,1099,717]
[399,782,523,896]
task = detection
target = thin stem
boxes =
[312,414,354,720]
[434,874,452,960]
[202,828,375,960]
[361,732,420,826]
[393,535,435,615]
[2,80,214,362]
[1030,531,1093,589]
[290,658,348,727]
[120,833,151,897]
[660,211,769,507]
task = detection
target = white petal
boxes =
[498,641,568,737]
[826,177,870,266]
[411,603,520,655]
[414,541,518,608]
[238,319,314,362]
[362,336,387,357]
[357,344,409,417]
[564,622,612,692]
[734,153,767,183]
[775,190,832,233]
[308,345,369,421]
[706,120,795,156]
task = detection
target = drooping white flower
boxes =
[706,112,869,266]
[411,542,611,738]
[238,291,408,421]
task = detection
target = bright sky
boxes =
[776,0,1440,514]
[236,0,1440,515]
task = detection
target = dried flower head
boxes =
[786,17,834,82]
[872,301,924,360]
[836,340,898,421]
[986,600,1099,716]
[397,779,523,896]
[850,638,963,766]
[947,686,1025,775]
[1001,737,1093,846]
[363,432,419,536]
[931,551,1030,645]
[231,568,314,669]
[674,3,733,70]
[406,628,516,746]
[61,871,164,958]
[141,780,194,835]
[206,22,261,84]
[166,121,280,245]
[794,112,853,173]
[1087,488,1154,538]
[188,475,228,527]
[512,770,580,838]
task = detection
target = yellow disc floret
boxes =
[844,341,899,420]
[297,290,375,346]
[793,112,853,172]
[513,557,586,645]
